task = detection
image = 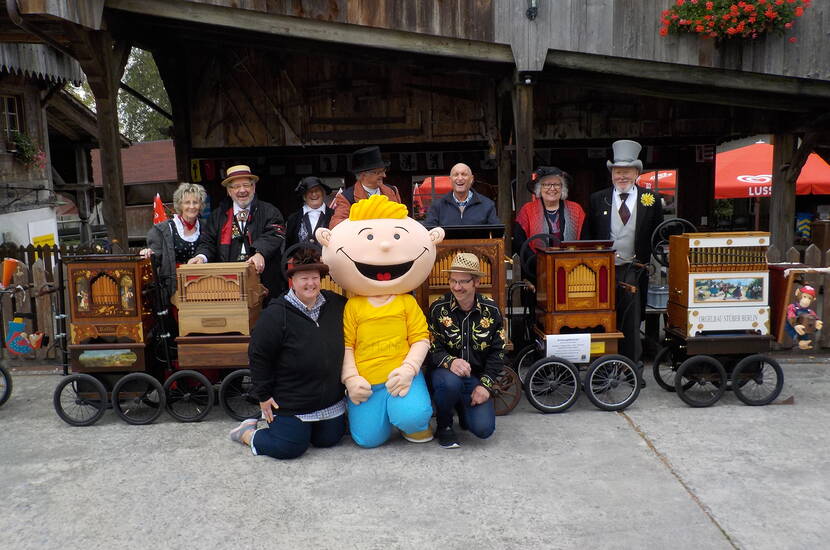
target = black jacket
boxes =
[248,290,346,416]
[284,205,334,250]
[427,292,506,382]
[423,191,500,228]
[585,185,663,265]
[195,196,286,297]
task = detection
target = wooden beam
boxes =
[769,134,797,253]
[153,49,192,185]
[106,0,513,64]
[512,80,534,211]
[545,50,830,101]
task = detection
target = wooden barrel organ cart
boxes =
[514,240,643,413]
[53,256,267,426]
[652,231,784,407]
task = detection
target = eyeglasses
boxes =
[229,182,254,191]
[449,278,473,286]
[541,182,563,190]
[366,168,386,176]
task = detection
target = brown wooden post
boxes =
[770,134,796,254]
[69,29,130,247]
[494,81,514,254]
[154,49,191,184]
[512,76,534,210]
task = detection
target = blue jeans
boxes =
[431,368,495,439]
[347,371,433,448]
[251,414,345,459]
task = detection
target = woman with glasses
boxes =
[513,166,585,257]
[140,182,208,300]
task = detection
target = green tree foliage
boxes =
[118,48,171,142]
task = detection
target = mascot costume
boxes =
[317,195,445,448]
[786,285,823,350]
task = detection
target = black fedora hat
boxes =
[352,146,388,174]
[295,176,332,196]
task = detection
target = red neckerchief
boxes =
[179,215,197,231]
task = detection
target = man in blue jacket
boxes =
[423,163,500,228]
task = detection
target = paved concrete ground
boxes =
[1,356,829,550]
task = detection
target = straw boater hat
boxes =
[606,140,643,173]
[442,252,485,278]
[221,165,260,187]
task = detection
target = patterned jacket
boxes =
[427,292,506,384]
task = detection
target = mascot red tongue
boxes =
[316,194,445,448]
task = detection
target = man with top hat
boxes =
[426,252,505,449]
[586,140,663,371]
[329,146,402,228]
[189,164,286,299]
[285,176,334,250]
[423,163,500,228]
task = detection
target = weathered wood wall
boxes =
[187,46,494,148]
[495,0,830,80]
[175,0,494,42]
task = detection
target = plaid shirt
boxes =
[284,288,326,322]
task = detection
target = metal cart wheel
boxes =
[675,355,727,408]
[584,354,641,411]
[492,366,522,416]
[219,369,260,421]
[524,356,581,414]
[53,373,108,426]
[652,345,690,392]
[0,363,12,407]
[164,370,214,422]
[731,354,784,406]
[112,372,166,425]
[512,343,542,386]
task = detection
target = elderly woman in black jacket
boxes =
[228,248,347,459]
[140,182,207,299]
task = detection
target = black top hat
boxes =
[295,176,331,196]
[351,146,388,174]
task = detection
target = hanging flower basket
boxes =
[660,0,811,41]
[8,131,46,169]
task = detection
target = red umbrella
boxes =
[637,170,676,196]
[715,143,830,199]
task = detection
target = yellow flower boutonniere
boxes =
[640,192,655,207]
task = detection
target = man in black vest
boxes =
[190,164,286,299]
[329,146,402,227]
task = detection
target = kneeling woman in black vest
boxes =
[228,248,347,459]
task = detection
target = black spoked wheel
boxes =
[675,355,727,408]
[512,344,542,387]
[112,372,166,425]
[53,373,108,426]
[0,364,12,406]
[584,354,641,411]
[524,356,580,414]
[731,354,784,406]
[492,367,522,416]
[652,345,689,392]
[164,370,214,422]
[219,369,260,421]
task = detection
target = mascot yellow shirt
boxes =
[344,294,429,385]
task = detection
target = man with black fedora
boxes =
[330,146,402,227]
[190,164,286,300]
[586,140,663,371]
[285,176,334,250]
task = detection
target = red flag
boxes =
[153,193,168,224]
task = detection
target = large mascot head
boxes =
[316,195,444,296]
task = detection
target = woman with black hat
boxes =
[284,176,334,250]
[228,247,348,459]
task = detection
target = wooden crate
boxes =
[176,335,250,368]
[173,262,267,336]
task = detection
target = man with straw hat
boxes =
[426,252,505,449]
[190,164,286,300]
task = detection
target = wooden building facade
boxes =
[2,0,829,251]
